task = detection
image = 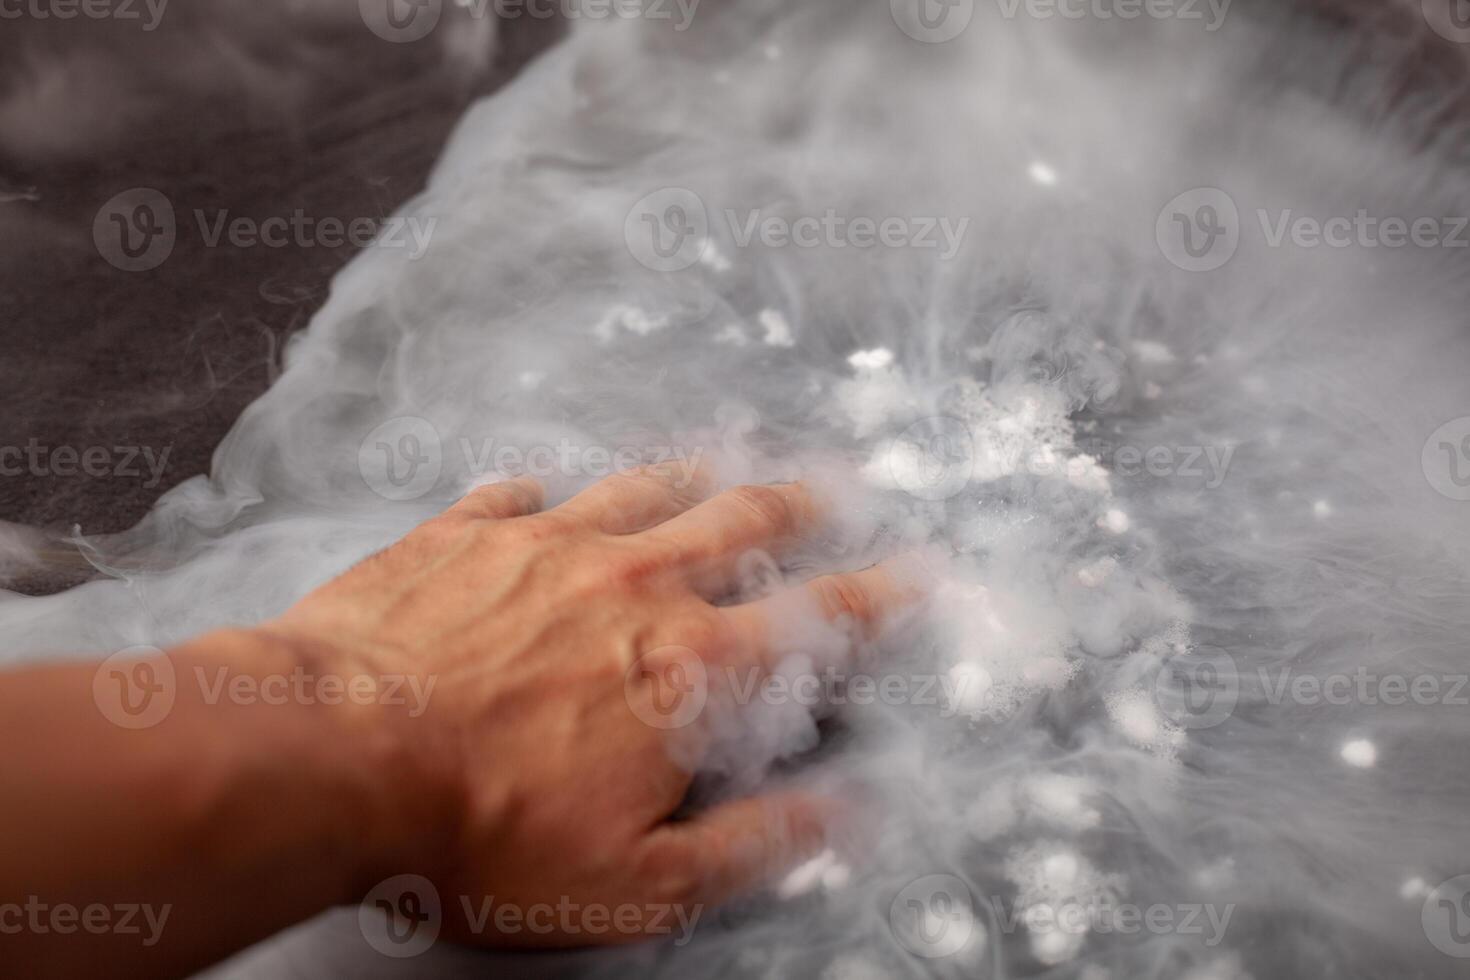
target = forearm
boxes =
[0,629,449,979]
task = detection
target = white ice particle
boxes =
[1340,738,1377,768]
[759,309,795,347]
[714,323,748,346]
[1133,340,1177,364]
[1028,161,1059,186]
[847,347,894,372]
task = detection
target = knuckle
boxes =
[635,841,704,906]
[812,574,874,624]
[625,465,703,504]
[673,610,737,662]
[603,542,675,588]
[500,511,576,546]
[409,515,474,550]
[727,484,794,530]
[470,484,525,516]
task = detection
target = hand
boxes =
[262,465,919,948]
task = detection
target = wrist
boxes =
[174,627,467,903]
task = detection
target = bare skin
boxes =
[0,466,918,978]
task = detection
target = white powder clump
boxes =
[776,849,851,899]
[947,661,994,717]
[1098,509,1131,534]
[1400,876,1430,900]
[1028,160,1059,186]
[1106,688,1185,756]
[592,305,669,342]
[933,580,1081,720]
[1133,340,1177,364]
[847,347,895,372]
[1077,557,1118,588]
[759,308,795,347]
[1005,843,1123,967]
[1022,774,1101,832]
[1066,454,1112,495]
[714,323,748,346]
[1340,738,1377,768]
[699,241,732,272]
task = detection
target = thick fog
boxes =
[5,1,1470,978]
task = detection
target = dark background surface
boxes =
[0,10,561,594]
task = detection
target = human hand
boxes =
[261,465,921,948]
